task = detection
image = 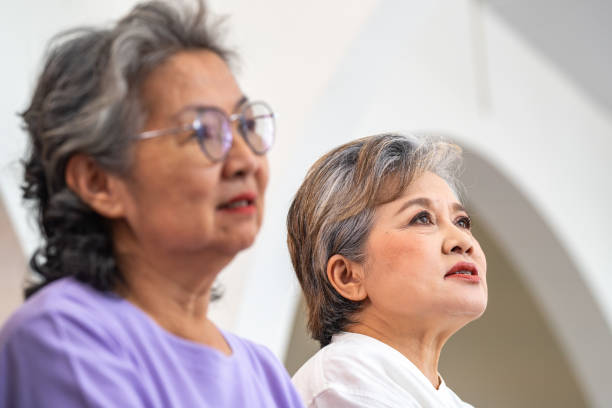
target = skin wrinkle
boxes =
[22,1,238,306]
[349,172,487,388]
[288,135,464,347]
[288,134,483,398]
[111,50,269,354]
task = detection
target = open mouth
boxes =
[218,193,257,213]
[444,262,480,282]
[220,199,253,209]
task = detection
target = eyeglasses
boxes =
[136,100,275,162]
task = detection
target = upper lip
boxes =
[445,262,478,277]
[218,192,257,208]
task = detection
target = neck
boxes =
[113,228,235,354]
[349,311,458,389]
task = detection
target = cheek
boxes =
[473,240,487,278]
[122,155,221,242]
[138,167,217,211]
[257,158,270,191]
[369,232,433,274]
[365,233,436,301]
[255,158,270,224]
[476,243,488,303]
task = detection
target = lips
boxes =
[444,262,480,283]
[218,192,257,214]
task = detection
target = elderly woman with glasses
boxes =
[0,1,303,407]
[288,134,487,407]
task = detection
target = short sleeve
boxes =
[228,334,305,407]
[0,311,153,408]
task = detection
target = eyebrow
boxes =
[451,202,467,213]
[395,198,432,216]
[172,95,249,120]
[234,95,249,111]
[394,197,467,215]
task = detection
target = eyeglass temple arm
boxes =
[228,113,276,122]
[136,123,193,140]
[137,112,276,140]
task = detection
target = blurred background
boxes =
[1,1,610,407]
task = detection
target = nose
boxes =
[442,224,474,256]
[221,127,260,178]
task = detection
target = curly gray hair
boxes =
[22,0,232,297]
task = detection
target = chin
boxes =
[235,235,257,252]
[212,215,262,252]
[446,294,488,320]
[218,230,259,256]
[239,222,261,247]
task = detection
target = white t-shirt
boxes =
[292,332,474,408]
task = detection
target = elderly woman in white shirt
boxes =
[287,134,487,408]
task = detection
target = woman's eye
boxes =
[244,118,256,132]
[410,211,432,225]
[193,123,214,141]
[456,216,472,229]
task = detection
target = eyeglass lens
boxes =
[193,110,232,160]
[240,102,275,154]
[193,101,274,161]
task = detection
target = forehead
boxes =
[140,50,242,120]
[403,171,459,201]
[376,171,461,217]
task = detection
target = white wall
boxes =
[223,1,612,405]
[236,0,612,350]
[1,0,611,405]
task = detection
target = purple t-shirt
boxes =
[0,278,304,407]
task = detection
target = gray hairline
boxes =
[40,0,232,195]
[286,133,465,345]
[22,0,234,298]
[317,134,464,268]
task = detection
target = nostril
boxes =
[451,245,462,253]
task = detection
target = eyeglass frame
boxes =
[135,100,275,162]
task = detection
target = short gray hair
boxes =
[287,133,463,347]
[22,0,232,297]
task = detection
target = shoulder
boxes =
[224,331,277,365]
[223,331,304,407]
[224,331,291,378]
[292,331,395,388]
[439,379,475,408]
[292,334,369,387]
[292,333,402,406]
[0,279,147,406]
[0,278,130,356]
[292,332,420,407]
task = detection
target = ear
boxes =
[326,254,367,302]
[65,154,126,219]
